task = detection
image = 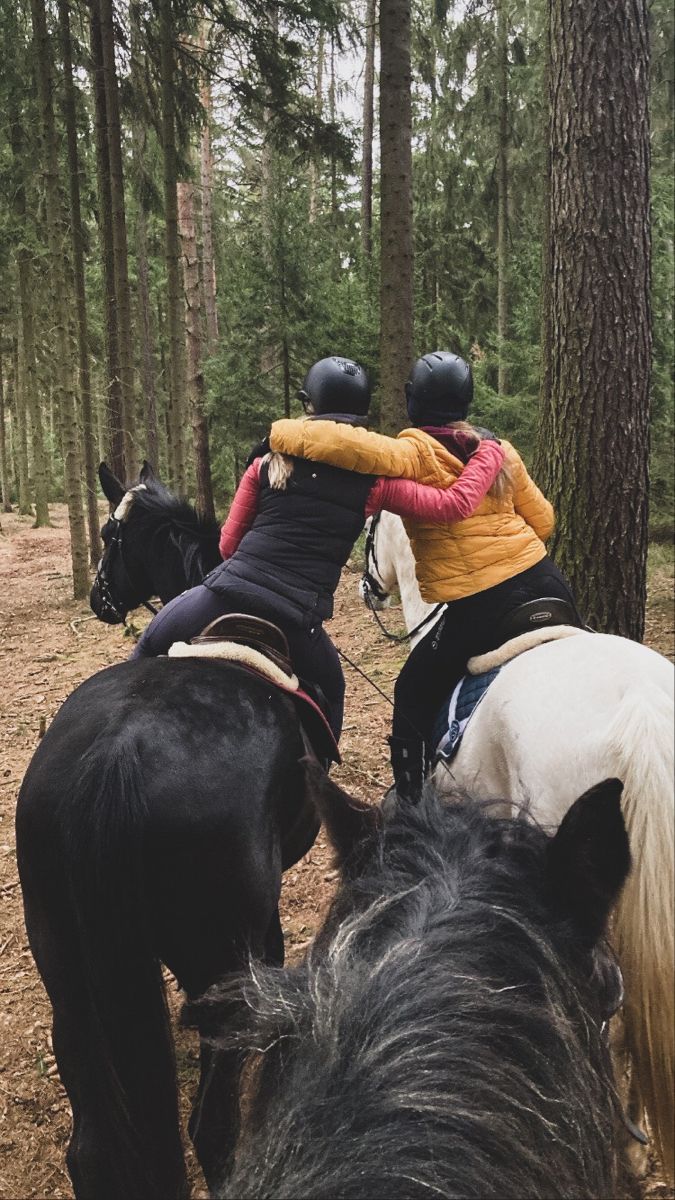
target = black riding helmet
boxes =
[298,356,371,417]
[405,351,473,427]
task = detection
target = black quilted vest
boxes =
[202,457,375,629]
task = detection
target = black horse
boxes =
[16,464,323,1200]
[217,775,636,1199]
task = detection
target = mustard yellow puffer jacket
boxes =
[269,420,554,601]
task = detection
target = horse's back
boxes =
[444,632,674,825]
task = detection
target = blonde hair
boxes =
[450,421,515,502]
[265,452,294,490]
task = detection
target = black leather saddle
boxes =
[191,613,293,674]
[496,597,582,644]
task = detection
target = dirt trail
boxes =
[0,507,672,1198]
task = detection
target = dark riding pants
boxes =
[392,557,577,758]
[132,584,345,740]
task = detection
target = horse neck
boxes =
[383,516,437,644]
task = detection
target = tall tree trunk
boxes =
[30,0,89,596]
[496,0,509,397]
[96,0,137,478]
[361,0,377,258]
[0,344,13,511]
[160,0,187,494]
[308,32,324,224]
[6,26,51,526]
[130,0,159,468]
[178,179,215,519]
[535,0,651,640]
[9,338,31,514]
[379,0,414,432]
[59,0,99,564]
[90,0,124,480]
[199,21,219,353]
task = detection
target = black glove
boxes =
[471,425,501,443]
[245,434,270,467]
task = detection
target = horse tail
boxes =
[608,683,674,1180]
[65,734,188,1200]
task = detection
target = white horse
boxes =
[363,510,675,1179]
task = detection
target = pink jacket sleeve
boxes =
[366,439,505,523]
[219,460,261,559]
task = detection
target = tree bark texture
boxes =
[308,32,324,224]
[90,0,124,481]
[30,0,89,596]
[361,0,377,258]
[0,346,12,511]
[379,0,414,433]
[535,0,651,640]
[59,0,99,563]
[199,25,219,352]
[96,0,137,478]
[7,26,51,526]
[496,0,509,397]
[10,339,31,515]
[160,0,187,495]
[178,180,215,520]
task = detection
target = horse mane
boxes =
[215,792,633,1200]
[129,480,221,586]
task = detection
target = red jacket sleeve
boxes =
[366,439,505,522]
[219,460,261,559]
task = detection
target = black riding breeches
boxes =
[392,557,577,755]
[131,583,345,740]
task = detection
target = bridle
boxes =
[95,513,160,624]
[361,512,445,644]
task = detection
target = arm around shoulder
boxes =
[270,419,420,478]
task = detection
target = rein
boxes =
[362,513,445,644]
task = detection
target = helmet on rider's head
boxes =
[405,351,473,427]
[298,357,371,417]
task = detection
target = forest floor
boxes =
[0,504,673,1199]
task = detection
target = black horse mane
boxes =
[124,479,221,588]
[215,791,633,1200]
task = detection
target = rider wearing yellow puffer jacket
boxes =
[270,351,578,802]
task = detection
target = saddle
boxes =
[434,599,585,763]
[168,614,340,765]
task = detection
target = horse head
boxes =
[91,462,221,624]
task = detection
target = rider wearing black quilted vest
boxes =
[132,356,505,741]
[268,351,580,797]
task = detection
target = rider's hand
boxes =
[245,435,270,467]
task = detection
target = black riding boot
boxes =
[388,736,426,804]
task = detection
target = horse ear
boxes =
[99,462,125,506]
[546,778,630,942]
[303,761,381,869]
[140,461,156,484]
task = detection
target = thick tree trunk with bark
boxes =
[97,0,137,479]
[90,1,124,481]
[361,0,377,258]
[379,0,414,433]
[30,0,88,595]
[178,180,215,519]
[159,0,187,494]
[9,337,31,514]
[59,0,99,563]
[496,0,509,397]
[535,0,651,639]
